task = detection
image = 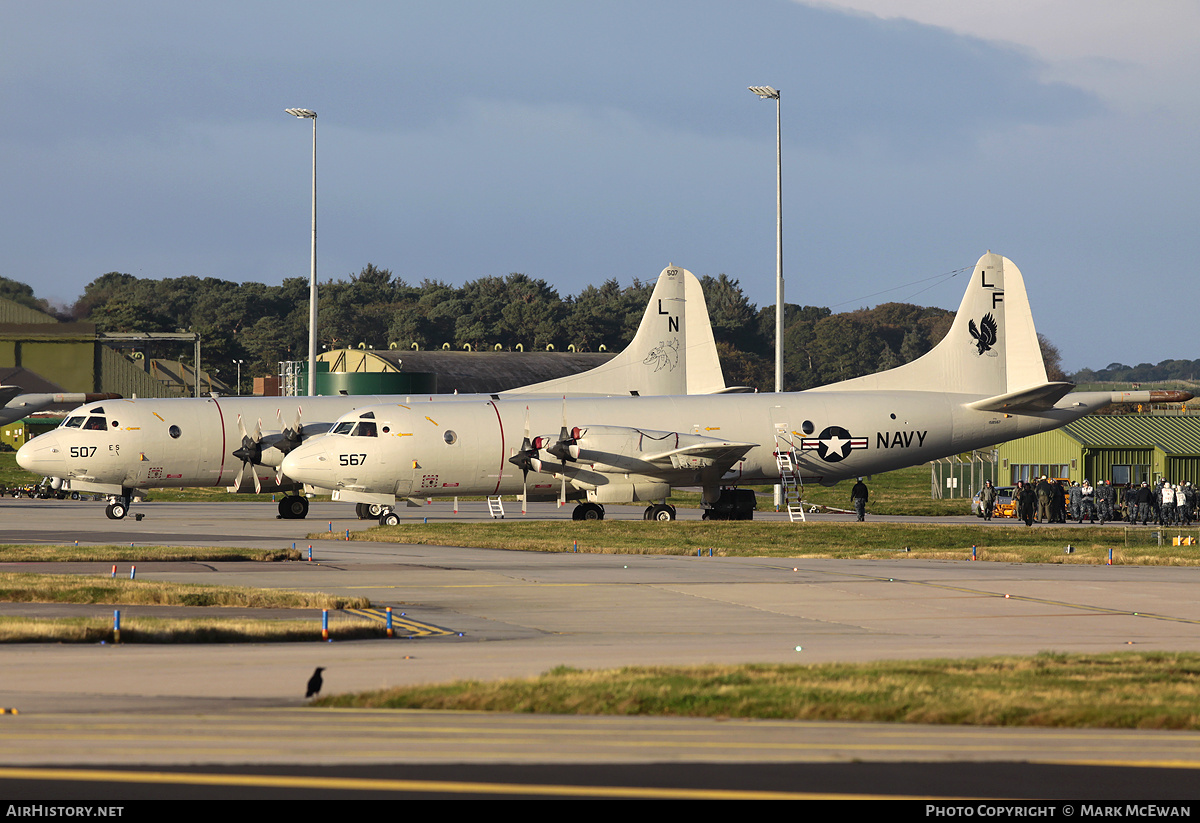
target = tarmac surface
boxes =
[1,496,1199,800]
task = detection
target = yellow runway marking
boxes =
[343,608,454,636]
[0,767,923,799]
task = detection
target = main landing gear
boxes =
[354,502,387,520]
[643,503,676,521]
[571,502,605,521]
[277,495,309,519]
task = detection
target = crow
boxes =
[306,667,325,698]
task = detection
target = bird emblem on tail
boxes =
[968,313,998,356]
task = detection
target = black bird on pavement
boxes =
[306,667,325,698]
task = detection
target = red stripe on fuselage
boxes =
[212,399,227,486]
[488,401,505,496]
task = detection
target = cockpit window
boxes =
[353,421,377,437]
[62,416,85,429]
[83,417,107,431]
[331,421,355,435]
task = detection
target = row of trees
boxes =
[12,265,1068,391]
[1073,361,1200,385]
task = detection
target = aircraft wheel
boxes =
[575,503,604,521]
[279,496,309,519]
[355,503,367,519]
[379,511,400,526]
[651,504,675,521]
[367,503,386,518]
[106,502,127,520]
[643,506,654,521]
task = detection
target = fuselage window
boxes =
[353,421,377,437]
[83,417,106,431]
[169,425,182,439]
[444,430,457,445]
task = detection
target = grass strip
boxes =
[0,545,301,562]
[323,520,1200,564]
[0,615,382,643]
[316,652,1200,729]
[0,572,368,610]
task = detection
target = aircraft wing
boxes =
[562,425,757,477]
[640,441,758,472]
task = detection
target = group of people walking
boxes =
[979,476,1196,526]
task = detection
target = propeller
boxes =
[274,407,305,483]
[544,400,582,506]
[274,406,305,455]
[507,407,541,514]
[231,415,265,493]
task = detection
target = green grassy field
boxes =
[0,570,373,642]
[325,519,1200,564]
[317,652,1200,729]
[0,571,366,609]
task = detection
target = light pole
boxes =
[233,359,245,396]
[286,108,318,396]
[747,86,784,395]
[749,86,785,511]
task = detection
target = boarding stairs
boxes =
[487,496,506,519]
[774,441,806,522]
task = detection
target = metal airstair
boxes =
[487,496,506,519]
[774,439,806,522]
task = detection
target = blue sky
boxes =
[2,0,1196,372]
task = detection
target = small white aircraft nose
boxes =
[16,434,62,474]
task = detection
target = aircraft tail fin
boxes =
[811,251,1051,398]
[682,270,727,394]
[508,265,725,397]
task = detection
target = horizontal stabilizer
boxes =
[966,382,1075,413]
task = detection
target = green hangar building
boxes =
[997,414,1200,487]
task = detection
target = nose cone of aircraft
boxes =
[17,433,63,475]
[280,440,335,487]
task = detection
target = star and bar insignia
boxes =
[800,425,868,463]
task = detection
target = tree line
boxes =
[4,265,1073,391]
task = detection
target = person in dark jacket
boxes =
[851,478,868,521]
[1015,481,1035,527]
[1134,482,1152,525]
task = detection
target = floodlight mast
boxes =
[747,86,783,396]
[286,108,318,396]
[749,85,785,511]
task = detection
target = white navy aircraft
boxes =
[16,265,728,520]
[278,252,1193,522]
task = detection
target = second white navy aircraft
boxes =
[16,265,727,520]
[277,252,1191,522]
